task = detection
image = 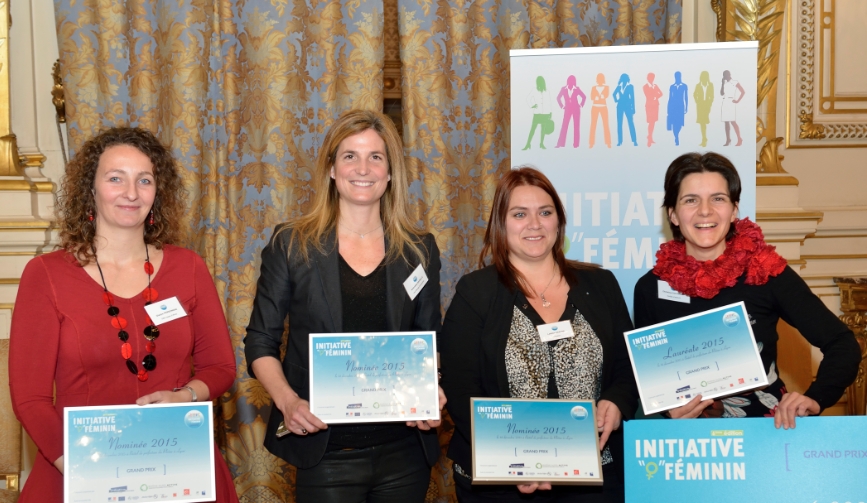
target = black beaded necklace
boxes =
[93,245,160,381]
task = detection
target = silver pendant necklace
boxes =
[532,268,558,308]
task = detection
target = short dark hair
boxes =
[663,152,741,241]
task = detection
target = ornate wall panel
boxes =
[787,0,867,146]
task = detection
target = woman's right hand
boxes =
[667,394,714,419]
[275,393,328,436]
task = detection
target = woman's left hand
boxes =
[596,399,622,449]
[407,386,447,430]
[517,482,552,494]
[136,388,195,405]
[774,392,820,429]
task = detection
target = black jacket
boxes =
[244,224,442,468]
[440,264,637,476]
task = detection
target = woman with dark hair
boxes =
[633,152,859,424]
[440,167,637,502]
[9,126,238,501]
[244,109,444,502]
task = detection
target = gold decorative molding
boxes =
[51,59,66,123]
[756,175,799,186]
[787,0,867,147]
[715,0,789,173]
[0,0,22,177]
[0,278,20,285]
[756,136,789,173]
[835,282,867,415]
[755,210,824,221]
[797,111,825,139]
[802,254,867,260]
[0,219,53,230]
[0,179,53,192]
[382,0,400,100]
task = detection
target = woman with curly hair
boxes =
[633,152,859,425]
[9,126,239,502]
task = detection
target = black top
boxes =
[633,266,860,411]
[244,225,443,469]
[326,255,414,449]
[440,264,637,476]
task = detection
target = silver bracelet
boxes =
[172,385,197,402]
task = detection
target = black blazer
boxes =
[244,224,442,469]
[440,265,637,476]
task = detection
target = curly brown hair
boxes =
[57,126,185,263]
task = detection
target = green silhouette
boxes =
[694,71,714,147]
[522,76,553,150]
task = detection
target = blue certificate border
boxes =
[63,402,216,503]
[470,398,603,485]
[623,302,768,415]
[308,331,440,424]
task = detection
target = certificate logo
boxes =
[184,410,204,428]
[160,304,167,310]
[410,338,428,354]
[570,405,589,420]
[476,404,512,419]
[109,486,128,493]
[722,311,740,327]
[346,403,362,409]
[315,340,352,356]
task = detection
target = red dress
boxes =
[9,246,239,502]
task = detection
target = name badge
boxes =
[537,320,575,342]
[143,296,188,325]
[657,280,691,304]
[403,264,429,301]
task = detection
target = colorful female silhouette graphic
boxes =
[667,71,688,146]
[694,71,714,147]
[720,70,745,146]
[589,73,611,149]
[643,73,663,147]
[522,76,553,150]
[555,75,586,148]
[613,73,637,146]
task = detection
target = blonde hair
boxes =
[283,109,428,266]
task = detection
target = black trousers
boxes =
[295,435,431,503]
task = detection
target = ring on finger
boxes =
[300,428,308,435]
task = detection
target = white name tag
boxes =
[403,264,429,301]
[657,280,691,304]
[537,320,575,342]
[143,296,188,325]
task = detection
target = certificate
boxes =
[625,417,867,503]
[624,302,768,415]
[308,331,439,424]
[63,403,216,503]
[470,398,603,485]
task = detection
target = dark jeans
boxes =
[295,434,431,503]
[453,460,623,503]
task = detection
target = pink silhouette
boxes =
[555,75,586,148]
[643,73,663,147]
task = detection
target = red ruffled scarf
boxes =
[652,218,788,299]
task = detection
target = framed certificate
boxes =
[624,302,769,415]
[308,331,439,424]
[470,398,603,485]
[63,403,216,503]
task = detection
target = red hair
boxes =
[479,167,594,297]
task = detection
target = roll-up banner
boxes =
[511,42,758,309]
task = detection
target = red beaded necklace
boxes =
[93,245,160,381]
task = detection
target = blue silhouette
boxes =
[613,73,637,146]
[667,71,688,146]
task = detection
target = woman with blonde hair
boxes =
[245,109,445,502]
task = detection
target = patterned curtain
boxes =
[54,0,384,501]
[397,1,681,500]
[54,0,679,501]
